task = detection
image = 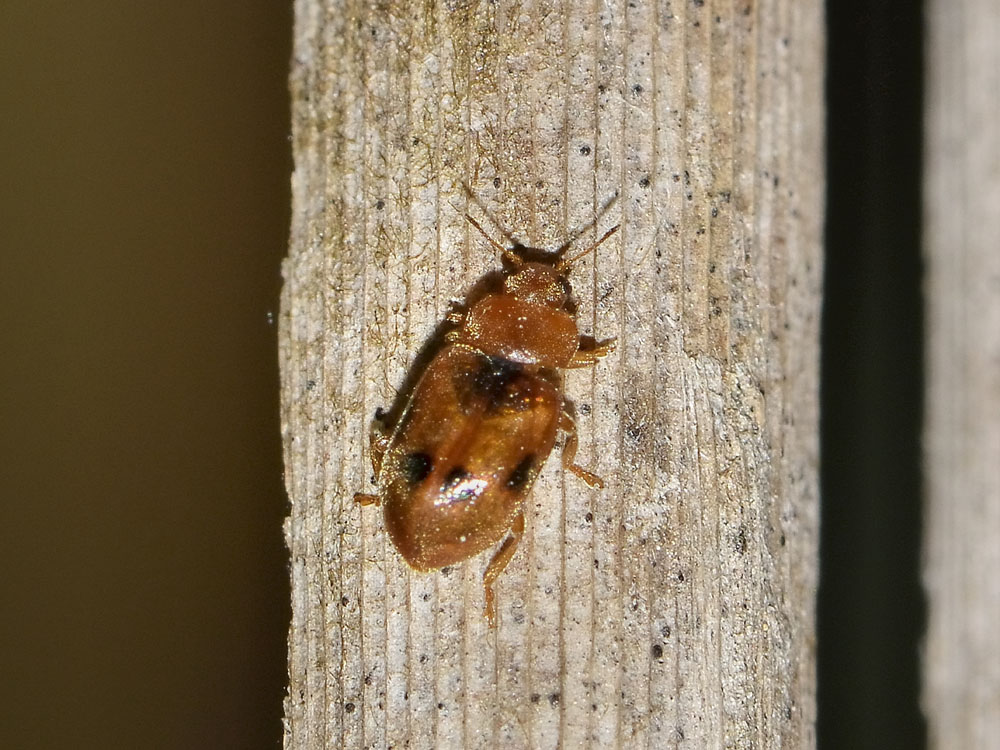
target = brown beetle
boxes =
[355,214,618,626]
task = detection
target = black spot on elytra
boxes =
[453,354,534,415]
[479,356,533,414]
[401,452,433,484]
[506,454,535,491]
[476,356,522,399]
[442,466,470,490]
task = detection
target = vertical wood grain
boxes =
[281,1,824,747]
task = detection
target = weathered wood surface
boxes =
[281,1,824,747]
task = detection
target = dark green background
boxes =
[2,3,291,748]
[1,2,925,748]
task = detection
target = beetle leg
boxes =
[566,338,616,368]
[482,512,525,627]
[354,422,390,506]
[558,408,605,488]
[369,418,391,477]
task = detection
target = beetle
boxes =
[354,213,618,626]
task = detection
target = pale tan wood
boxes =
[280,1,823,747]
[923,1,1000,746]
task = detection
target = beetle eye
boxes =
[400,452,433,484]
[506,454,536,491]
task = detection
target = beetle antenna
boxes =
[465,214,522,266]
[557,224,620,272]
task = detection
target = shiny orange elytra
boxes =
[354,214,618,626]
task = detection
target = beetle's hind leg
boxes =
[482,512,525,627]
[558,407,604,488]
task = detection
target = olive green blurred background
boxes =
[1,3,292,747]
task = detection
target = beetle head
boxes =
[504,262,568,307]
[503,223,620,308]
[464,213,620,310]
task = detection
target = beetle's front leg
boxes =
[443,302,467,343]
[443,295,469,326]
[558,407,604,488]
